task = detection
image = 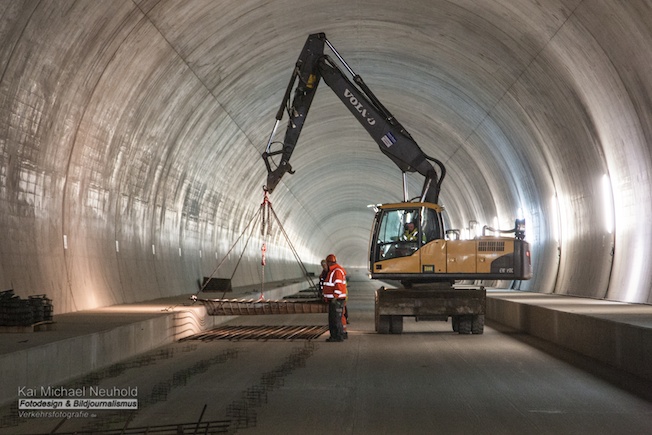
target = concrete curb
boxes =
[486,291,652,381]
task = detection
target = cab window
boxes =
[375,209,421,261]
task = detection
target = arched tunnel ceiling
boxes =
[1,0,651,313]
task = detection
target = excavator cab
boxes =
[370,202,532,283]
[370,202,444,276]
[371,204,443,261]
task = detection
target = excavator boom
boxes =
[262,33,445,203]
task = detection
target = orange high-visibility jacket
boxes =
[323,264,347,300]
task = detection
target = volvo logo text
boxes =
[344,89,376,125]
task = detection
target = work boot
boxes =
[325,337,343,342]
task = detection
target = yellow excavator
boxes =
[262,33,531,334]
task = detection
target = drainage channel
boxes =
[181,324,329,341]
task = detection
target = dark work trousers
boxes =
[328,299,345,340]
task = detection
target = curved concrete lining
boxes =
[1,1,651,314]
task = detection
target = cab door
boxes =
[417,205,447,273]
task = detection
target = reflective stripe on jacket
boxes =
[323,264,347,300]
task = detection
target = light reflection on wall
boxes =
[551,194,561,244]
[601,174,614,234]
[625,243,644,303]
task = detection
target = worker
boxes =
[322,257,348,333]
[402,221,418,241]
[322,253,347,342]
[318,259,328,299]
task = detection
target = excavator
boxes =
[262,33,531,334]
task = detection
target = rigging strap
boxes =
[196,188,317,302]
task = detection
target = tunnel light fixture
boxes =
[601,174,614,234]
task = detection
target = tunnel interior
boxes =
[1,0,651,314]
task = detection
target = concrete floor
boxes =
[2,276,651,434]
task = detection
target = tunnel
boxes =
[1,1,652,311]
[1,1,652,433]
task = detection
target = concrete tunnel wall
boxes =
[0,0,651,314]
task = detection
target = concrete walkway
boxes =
[0,278,310,407]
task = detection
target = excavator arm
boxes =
[262,32,445,204]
